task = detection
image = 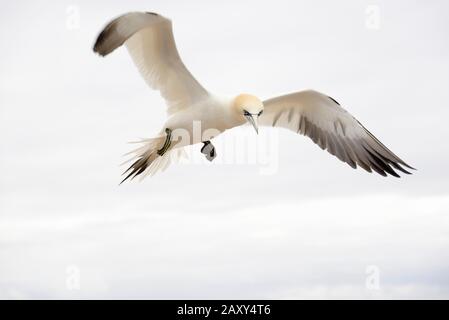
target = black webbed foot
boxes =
[201,141,216,161]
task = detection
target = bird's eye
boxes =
[258,110,263,116]
[243,110,251,116]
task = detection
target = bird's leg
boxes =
[157,128,172,156]
[201,141,216,161]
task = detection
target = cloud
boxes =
[1,195,448,299]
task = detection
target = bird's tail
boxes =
[120,136,187,184]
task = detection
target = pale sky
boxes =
[1,0,449,299]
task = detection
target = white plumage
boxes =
[93,12,414,183]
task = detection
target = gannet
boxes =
[93,12,414,183]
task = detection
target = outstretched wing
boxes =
[93,12,208,114]
[260,90,415,177]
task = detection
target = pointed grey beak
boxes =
[245,115,259,134]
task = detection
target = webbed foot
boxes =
[201,141,216,161]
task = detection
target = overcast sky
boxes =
[1,0,449,299]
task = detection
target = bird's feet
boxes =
[201,141,216,161]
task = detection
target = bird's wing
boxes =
[93,12,208,115]
[260,90,414,177]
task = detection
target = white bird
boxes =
[93,12,414,183]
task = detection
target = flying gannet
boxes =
[93,12,414,183]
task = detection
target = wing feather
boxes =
[93,12,208,114]
[260,90,414,177]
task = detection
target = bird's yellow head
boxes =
[233,94,264,134]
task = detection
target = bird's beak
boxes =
[245,115,259,134]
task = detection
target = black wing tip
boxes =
[93,11,163,56]
[382,161,415,177]
[390,171,401,178]
[403,163,417,171]
[365,162,415,178]
[92,28,112,56]
[362,164,410,178]
[92,45,107,57]
[92,14,127,57]
[359,143,417,178]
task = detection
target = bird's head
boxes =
[233,94,264,134]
